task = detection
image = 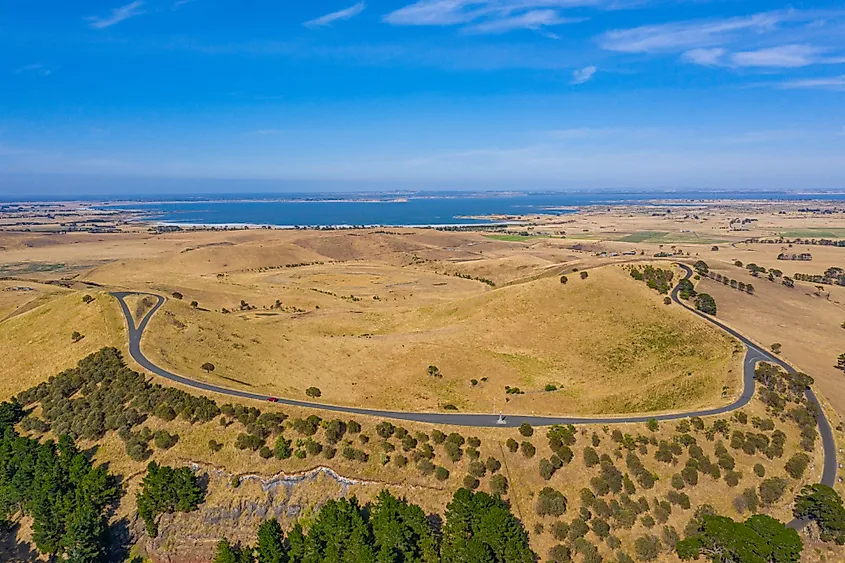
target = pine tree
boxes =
[215,539,241,563]
[257,519,287,563]
[136,461,205,538]
[62,494,106,563]
[441,488,534,563]
[370,490,438,563]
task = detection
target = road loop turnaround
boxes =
[111,262,835,528]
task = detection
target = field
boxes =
[779,228,845,239]
[2,199,845,562]
[484,233,552,242]
[130,262,738,416]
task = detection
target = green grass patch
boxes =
[619,231,670,243]
[0,262,67,275]
[779,228,845,239]
[484,234,552,242]
[617,231,727,244]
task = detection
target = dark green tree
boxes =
[292,497,374,562]
[793,484,845,544]
[676,514,801,562]
[694,293,717,315]
[257,519,287,563]
[136,461,205,538]
[370,490,439,563]
[441,488,534,563]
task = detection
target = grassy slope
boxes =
[140,265,739,416]
[0,291,125,400]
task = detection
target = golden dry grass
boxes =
[73,387,827,562]
[0,290,125,400]
[1,215,843,560]
[132,263,739,416]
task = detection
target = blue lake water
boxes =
[102,191,845,227]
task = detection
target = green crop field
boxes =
[619,231,669,243]
[779,228,845,239]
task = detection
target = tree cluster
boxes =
[214,488,533,563]
[136,461,205,538]
[677,513,802,562]
[16,348,220,449]
[793,484,845,544]
[628,265,675,294]
[0,404,121,562]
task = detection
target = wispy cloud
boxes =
[731,44,825,68]
[779,75,845,91]
[385,0,603,34]
[682,44,845,69]
[87,1,145,29]
[598,11,786,53]
[305,2,366,28]
[600,9,845,75]
[16,63,51,76]
[681,48,726,66]
[571,65,597,84]
[173,0,195,9]
[465,9,582,34]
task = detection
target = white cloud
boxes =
[731,44,825,67]
[570,65,597,84]
[466,9,582,34]
[384,0,479,26]
[598,11,786,53]
[87,1,145,29]
[305,2,366,28]
[779,75,845,91]
[681,48,726,66]
[384,0,600,34]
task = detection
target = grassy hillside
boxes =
[0,290,125,400]
[140,265,740,415]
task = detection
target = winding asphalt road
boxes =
[110,263,836,500]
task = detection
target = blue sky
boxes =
[1,0,844,194]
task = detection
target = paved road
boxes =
[111,264,836,509]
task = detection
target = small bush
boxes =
[490,474,509,496]
[376,421,395,439]
[634,535,661,561]
[521,441,536,458]
[486,457,501,473]
[519,423,534,437]
[785,452,810,479]
[548,544,571,563]
[463,474,480,489]
[759,477,788,505]
[536,487,568,517]
[551,521,570,540]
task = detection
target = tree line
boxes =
[213,488,534,563]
